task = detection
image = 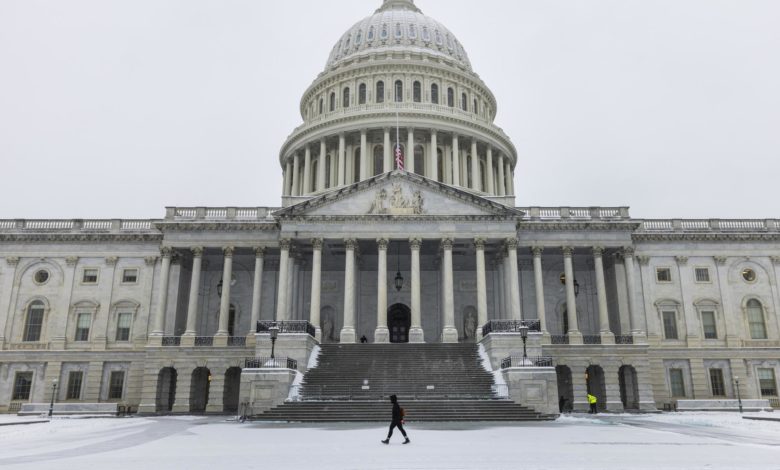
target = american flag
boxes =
[395,144,404,171]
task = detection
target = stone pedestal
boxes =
[374,326,389,343]
[408,327,424,344]
[254,333,318,372]
[480,332,543,370]
[240,368,298,415]
[442,327,459,343]
[502,367,558,416]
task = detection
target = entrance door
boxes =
[388,304,411,343]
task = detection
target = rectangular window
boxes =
[66,371,84,400]
[701,311,717,339]
[116,313,132,342]
[748,308,768,340]
[82,268,98,284]
[121,269,138,284]
[758,368,778,397]
[108,371,125,400]
[656,268,672,283]
[23,307,44,342]
[669,368,686,397]
[12,372,33,400]
[662,311,678,340]
[694,267,711,283]
[75,313,91,341]
[709,369,726,396]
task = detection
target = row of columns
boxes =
[282,129,515,198]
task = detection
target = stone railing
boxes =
[518,207,631,221]
[0,219,156,233]
[639,219,780,233]
[165,207,280,222]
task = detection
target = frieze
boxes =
[368,183,424,215]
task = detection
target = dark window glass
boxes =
[670,369,685,397]
[343,87,350,108]
[358,84,366,104]
[447,88,454,107]
[431,84,439,104]
[75,313,90,341]
[116,312,132,341]
[122,269,138,283]
[662,311,678,340]
[701,311,717,339]
[66,371,84,400]
[413,81,421,102]
[24,301,45,342]
[394,80,403,102]
[758,369,778,396]
[108,371,125,400]
[329,92,335,112]
[461,93,468,111]
[12,372,33,400]
[376,81,385,103]
[709,369,725,396]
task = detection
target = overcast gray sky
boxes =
[1,0,778,220]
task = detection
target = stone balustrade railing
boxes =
[0,219,156,232]
[164,207,280,221]
[639,219,780,232]
[519,207,631,221]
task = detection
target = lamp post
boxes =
[48,379,58,418]
[734,376,743,413]
[519,324,529,364]
[269,322,279,362]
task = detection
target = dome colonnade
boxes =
[279,0,517,203]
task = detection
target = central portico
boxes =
[274,170,522,344]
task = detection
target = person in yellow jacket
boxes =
[587,393,598,414]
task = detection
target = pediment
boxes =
[276,171,522,220]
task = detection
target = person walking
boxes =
[381,394,410,445]
[587,393,598,414]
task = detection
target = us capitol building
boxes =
[1,0,779,416]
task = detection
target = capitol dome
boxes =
[326,0,472,71]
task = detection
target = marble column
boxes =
[292,153,300,196]
[486,147,494,194]
[506,238,521,320]
[563,247,583,344]
[375,238,390,343]
[407,128,415,173]
[497,154,506,196]
[383,128,392,172]
[429,130,438,181]
[502,249,512,318]
[338,134,346,186]
[505,161,514,194]
[452,134,461,186]
[317,139,327,191]
[409,238,424,343]
[593,246,615,343]
[623,247,644,336]
[275,239,291,322]
[471,140,481,191]
[340,239,357,343]
[310,239,323,342]
[183,247,203,339]
[475,238,488,339]
[249,247,265,336]
[442,238,458,342]
[303,145,312,194]
[531,247,548,335]
[215,247,234,340]
[152,247,173,336]
[283,161,292,196]
[360,130,369,180]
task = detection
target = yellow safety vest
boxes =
[587,394,597,404]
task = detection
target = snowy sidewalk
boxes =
[0,413,778,469]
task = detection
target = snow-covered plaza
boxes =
[1,413,779,470]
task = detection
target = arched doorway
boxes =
[586,365,607,411]
[387,303,411,343]
[223,367,242,413]
[155,367,177,413]
[619,365,639,410]
[556,365,573,412]
[190,367,210,413]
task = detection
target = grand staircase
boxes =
[250,343,555,422]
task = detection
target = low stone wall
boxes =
[501,367,559,416]
[18,403,118,416]
[480,332,542,370]
[676,399,773,412]
[240,368,298,415]
[254,333,317,372]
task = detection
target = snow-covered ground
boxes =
[1,412,779,469]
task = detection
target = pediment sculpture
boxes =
[369,183,424,215]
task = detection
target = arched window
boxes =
[319,98,323,115]
[343,87,350,108]
[431,84,439,104]
[422,27,430,42]
[414,145,425,176]
[413,81,421,102]
[24,300,45,342]
[329,92,336,112]
[434,29,443,45]
[447,87,454,107]
[368,26,375,41]
[408,24,417,39]
[380,24,388,40]
[747,299,767,339]
[395,23,403,39]
[473,99,478,114]
[461,93,468,111]
[356,29,363,45]
[394,80,403,102]
[373,145,384,175]
[358,83,367,104]
[376,81,385,103]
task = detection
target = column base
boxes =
[442,327,458,343]
[600,331,615,345]
[373,327,389,343]
[147,335,163,347]
[631,331,648,345]
[408,327,425,343]
[339,327,356,344]
[314,327,322,344]
[137,403,157,414]
[568,331,583,345]
[180,335,196,347]
[171,403,190,413]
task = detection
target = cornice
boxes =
[518,221,642,232]
[154,222,279,232]
[0,234,162,243]
[633,233,780,242]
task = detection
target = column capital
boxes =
[636,255,650,266]
[191,246,204,257]
[6,256,20,266]
[714,255,728,265]
[592,246,604,257]
[105,256,118,266]
[531,246,544,257]
[440,237,454,250]
[409,237,422,250]
[562,246,574,256]
[279,238,292,250]
[622,246,636,257]
[254,246,266,257]
[144,256,158,266]
[473,237,486,250]
[223,246,235,257]
[376,238,389,250]
[344,238,359,250]
[504,237,518,250]
[674,255,688,266]
[66,256,80,266]
[311,238,324,250]
[160,246,174,258]
[430,129,438,135]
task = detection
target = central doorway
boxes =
[387,303,411,343]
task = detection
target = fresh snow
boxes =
[1,412,779,469]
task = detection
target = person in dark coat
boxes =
[558,395,568,413]
[381,394,410,444]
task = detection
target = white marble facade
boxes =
[1,0,780,414]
